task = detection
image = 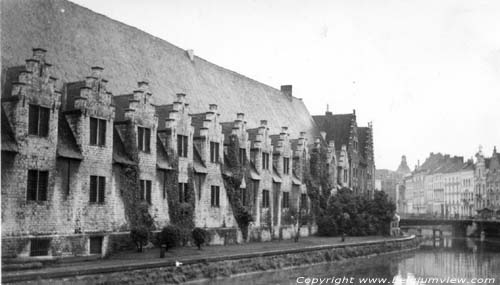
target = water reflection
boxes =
[195,237,500,285]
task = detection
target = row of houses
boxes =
[402,148,500,218]
[1,48,373,258]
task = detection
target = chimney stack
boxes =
[281,85,292,98]
[186,49,195,61]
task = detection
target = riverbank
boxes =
[2,235,418,284]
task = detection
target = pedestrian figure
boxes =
[341,232,346,242]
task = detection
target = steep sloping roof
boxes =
[113,94,133,122]
[156,135,172,170]
[1,106,18,152]
[1,0,319,141]
[57,113,83,160]
[113,125,135,165]
[313,113,354,151]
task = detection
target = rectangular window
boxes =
[137,127,151,152]
[140,180,152,204]
[27,169,48,201]
[210,142,220,163]
[300,193,308,209]
[177,135,188,157]
[262,153,269,170]
[283,157,290,174]
[89,236,103,254]
[211,186,220,207]
[178,183,189,203]
[28,105,50,137]
[262,189,270,208]
[89,117,106,146]
[239,148,246,164]
[30,238,51,256]
[89,176,105,203]
[282,192,290,209]
[61,160,72,199]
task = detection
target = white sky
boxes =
[72,0,500,170]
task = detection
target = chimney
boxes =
[326,104,332,116]
[236,112,245,121]
[91,66,104,79]
[209,104,218,111]
[186,49,194,61]
[281,85,292,98]
[281,126,288,133]
[32,48,47,61]
[260,120,267,127]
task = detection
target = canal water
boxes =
[197,236,500,285]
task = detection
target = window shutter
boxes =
[183,136,188,157]
[145,128,151,152]
[98,176,105,202]
[178,183,183,203]
[211,186,214,206]
[177,135,182,156]
[98,119,106,146]
[28,105,39,135]
[140,180,145,200]
[90,176,97,202]
[146,180,152,204]
[27,170,38,201]
[90,118,98,145]
[137,127,144,151]
[38,171,48,201]
[39,107,50,137]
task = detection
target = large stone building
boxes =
[313,110,375,196]
[1,0,374,258]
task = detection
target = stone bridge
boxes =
[400,217,500,237]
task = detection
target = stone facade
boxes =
[3,49,348,258]
[313,110,375,196]
[403,148,500,218]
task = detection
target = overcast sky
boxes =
[72,0,500,170]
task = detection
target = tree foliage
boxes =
[222,134,254,240]
[317,188,396,236]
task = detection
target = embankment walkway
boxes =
[2,235,417,284]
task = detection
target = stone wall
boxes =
[3,236,418,284]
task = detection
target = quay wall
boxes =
[4,235,418,284]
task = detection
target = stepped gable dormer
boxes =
[221,113,250,148]
[66,66,114,120]
[156,93,193,161]
[191,104,224,165]
[291,131,308,181]
[270,126,292,176]
[2,48,61,143]
[248,120,273,173]
[113,81,158,165]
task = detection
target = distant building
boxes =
[313,110,375,196]
[375,155,409,213]
[475,147,500,212]
[403,148,498,218]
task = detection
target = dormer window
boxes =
[262,152,270,170]
[210,142,220,163]
[283,157,290,174]
[89,117,106,146]
[239,148,246,164]
[137,127,151,152]
[28,105,50,137]
[177,135,188,157]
